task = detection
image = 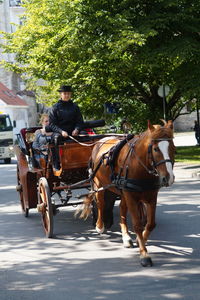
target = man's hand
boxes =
[61,130,68,137]
[72,129,79,136]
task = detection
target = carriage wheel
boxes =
[38,177,53,238]
[16,164,29,217]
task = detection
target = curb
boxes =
[192,171,200,178]
[174,163,200,179]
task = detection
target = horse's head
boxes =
[147,120,175,187]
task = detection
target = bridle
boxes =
[128,137,174,177]
[148,138,174,174]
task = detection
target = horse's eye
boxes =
[154,147,159,152]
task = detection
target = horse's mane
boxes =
[150,126,174,140]
[133,125,175,158]
[137,126,173,141]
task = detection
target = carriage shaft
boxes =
[53,180,90,191]
[55,201,84,208]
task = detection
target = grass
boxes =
[175,145,200,164]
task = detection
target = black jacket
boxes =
[49,99,84,135]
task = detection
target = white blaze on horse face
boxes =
[158,141,174,186]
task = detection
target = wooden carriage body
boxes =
[15,122,121,237]
[15,126,107,211]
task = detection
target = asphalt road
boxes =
[0,157,200,300]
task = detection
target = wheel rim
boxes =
[17,165,29,216]
[38,177,53,238]
[17,165,24,208]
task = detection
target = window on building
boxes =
[9,0,22,7]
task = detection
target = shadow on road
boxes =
[0,169,199,299]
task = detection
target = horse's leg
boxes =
[142,198,157,244]
[95,184,105,234]
[125,194,153,267]
[120,197,133,248]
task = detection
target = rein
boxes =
[68,135,126,147]
[68,135,97,147]
[131,145,157,175]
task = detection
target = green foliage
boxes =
[1,0,200,130]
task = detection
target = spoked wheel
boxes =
[16,164,29,217]
[38,177,53,238]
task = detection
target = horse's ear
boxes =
[147,120,155,131]
[166,120,173,129]
[160,119,167,126]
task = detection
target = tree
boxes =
[1,0,200,129]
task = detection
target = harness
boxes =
[92,135,174,193]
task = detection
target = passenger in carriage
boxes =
[32,114,52,167]
[49,85,84,138]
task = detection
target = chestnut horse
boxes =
[81,120,175,266]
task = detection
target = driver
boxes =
[48,85,84,170]
[49,85,84,137]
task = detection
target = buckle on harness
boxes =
[112,176,126,189]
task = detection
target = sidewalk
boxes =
[174,162,200,179]
[173,132,200,179]
[174,131,196,147]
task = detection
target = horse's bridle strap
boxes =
[154,159,172,167]
[148,144,173,172]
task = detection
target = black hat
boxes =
[58,85,72,92]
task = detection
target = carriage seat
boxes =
[17,121,105,164]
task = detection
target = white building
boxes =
[0,0,38,127]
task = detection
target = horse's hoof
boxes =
[140,256,153,267]
[135,238,139,247]
[123,237,133,248]
[96,225,105,234]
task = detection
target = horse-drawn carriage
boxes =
[15,120,121,238]
[15,119,175,266]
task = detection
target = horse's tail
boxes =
[74,193,94,220]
